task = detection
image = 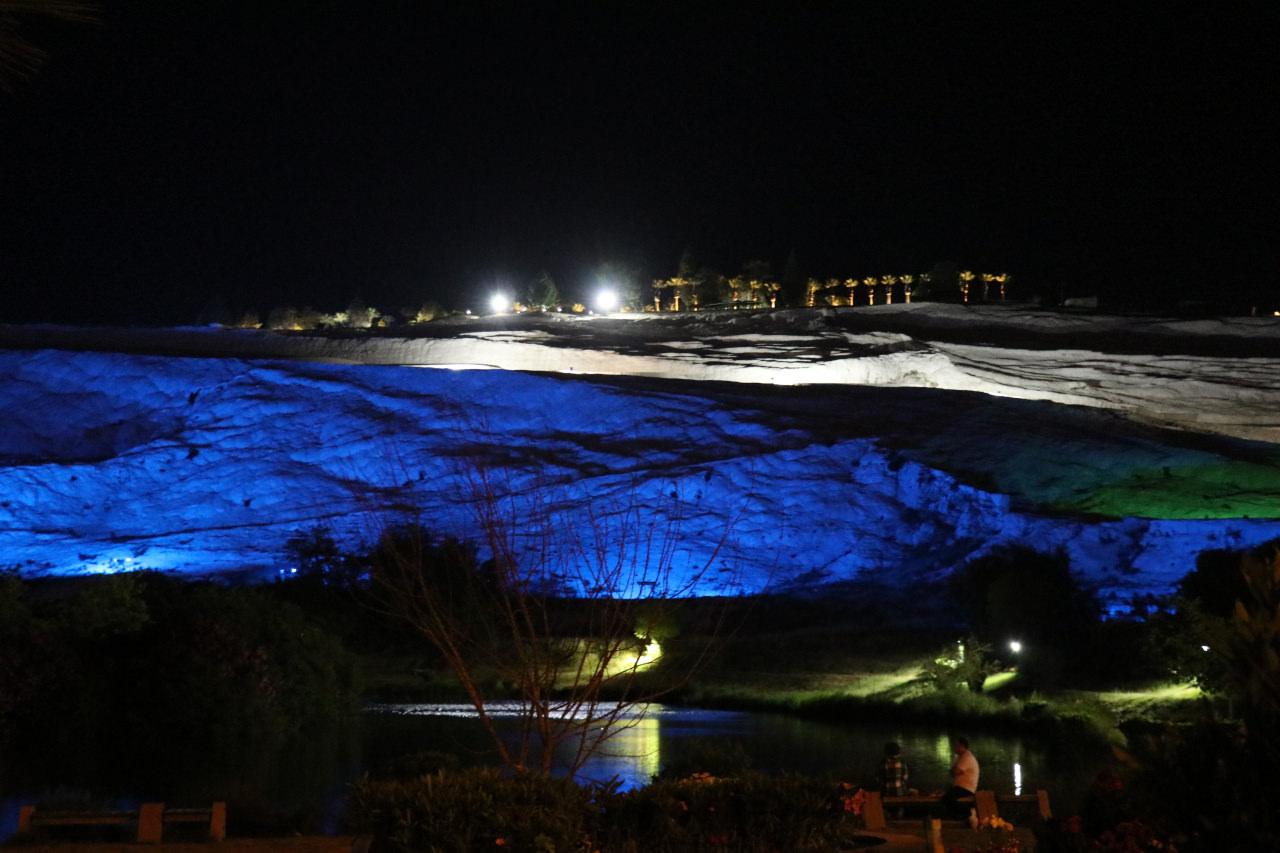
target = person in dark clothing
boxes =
[877,741,909,796]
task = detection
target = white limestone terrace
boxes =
[4,303,1278,443]
[0,304,1277,609]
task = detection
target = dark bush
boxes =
[950,547,1101,686]
[350,769,869,852]
[349,768,596,853]
[0,573,360,765]
[605,773,860,852]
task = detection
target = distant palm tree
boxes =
[651,278,667,311]
[845,278,858,306]
[0,1,96,92]
[726,276,744,303]
[805,278,822,308]
[900,274,914,304]
[762,280,780,308]
[981,273,997,302]
[995,273,1009,302]
[671,276,690,311]
[863,276,878,306]
[824,277,842,306]
[959,270,975,305]
[652,277,690,312]
[880,274,898,305]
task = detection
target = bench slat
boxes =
[32,814,133,826]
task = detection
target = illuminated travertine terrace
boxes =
[2,305,1278,607]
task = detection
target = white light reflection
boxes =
[1013,761,1023,795]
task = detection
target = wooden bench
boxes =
[862,789,1051,831]
[16,801,226,843]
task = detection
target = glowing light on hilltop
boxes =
[489,293,509,314]
[595,289,619,312]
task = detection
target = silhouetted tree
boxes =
[950,546,1100,685]
[781,249,805,307]
[368,468,741,776]
[526,270,560,311]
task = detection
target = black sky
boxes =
[1,2,1276,324]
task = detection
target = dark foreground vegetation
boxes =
[351,767,881,853]
[2,535,1277,851]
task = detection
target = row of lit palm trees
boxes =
[807,271,1011,308]
[649,270,1012,312]
[650,276,781,312]
[806,274,915,307]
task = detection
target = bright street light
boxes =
[1008,639,1023,654]
[595,289,619,312]
[489,293,509,314]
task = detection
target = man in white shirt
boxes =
[939,736,980,819]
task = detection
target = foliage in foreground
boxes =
[0,571,360,758]
[1097,540,1280,852]
[348,768,867,853]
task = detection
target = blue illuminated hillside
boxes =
[2,337,1277,607]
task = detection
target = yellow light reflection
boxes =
[605,712,661,783]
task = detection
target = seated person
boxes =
[937,736,980,820]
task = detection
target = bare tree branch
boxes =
[365,455,748,776]
[0,1,97,91]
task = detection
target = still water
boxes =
[1,704,1107,838]
[367,703,1106,801]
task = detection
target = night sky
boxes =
[1,2,1275,324]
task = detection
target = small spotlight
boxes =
[1200,644,1211,652]
[1008,640,1023,654]
[489,293,509,314]
[595,289,619,312]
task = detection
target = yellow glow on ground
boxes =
[839,666,922,697]
[555,639,664,688]
[1074,682,1203,721]
[1094,682,1201,705]
[635,640,662,668]
[600,640,663,680]
[982,671,1018,692]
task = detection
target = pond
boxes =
[1,703,1110,839]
